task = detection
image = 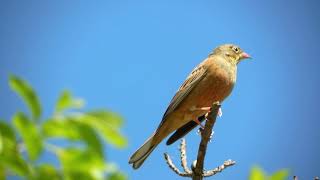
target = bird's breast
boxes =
[183,59,237,112]
[200,65,236,104]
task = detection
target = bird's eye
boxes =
[233,47,239,53]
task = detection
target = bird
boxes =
[129,44,250,169]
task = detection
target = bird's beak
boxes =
[240,52,251,59]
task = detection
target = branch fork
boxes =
[164,102,236,180]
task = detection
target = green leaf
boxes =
[0,121,16,152]
[42,120,81,140]
[57,148,106,180]
[80,113,127,148]
[108,171,127,180]
[86,111,123,128]
[34,164,62,180]
[9,75,41,121]
[13,112,43,160]
[65,171,98,180]
[55,90,84,113]
[0,121,30,176]
[42,118,103,156]
[0,152,30,177]
[0,165,5,180]
[0,133,2,150]
[249,166,266,180]
[269,169,289,180]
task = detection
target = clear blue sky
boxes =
[1,0,319,179]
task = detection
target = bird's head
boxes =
[212,44,251,64]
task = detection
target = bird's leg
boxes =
[203,107,222,118]
[189,106,212,129]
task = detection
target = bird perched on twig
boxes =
[129,44,250,169]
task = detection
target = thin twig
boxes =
[294,176,319,180]
[192,102,221,180]
[164,153,192,177]
[203,159,236,177]
[180,139,192,174]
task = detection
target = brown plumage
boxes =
[129,44,250,169]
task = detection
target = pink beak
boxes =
[241,52,251,59]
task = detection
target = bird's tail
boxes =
[129,135,157,169]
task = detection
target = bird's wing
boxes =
[166,115,205,145]
[161,60,208,121]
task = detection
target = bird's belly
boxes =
[178,71,235,118]
[194,75,234,106]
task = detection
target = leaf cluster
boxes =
[0,75,127,180]
[249,166,289,180]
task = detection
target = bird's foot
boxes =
[190,106,211,112]
[204,107,222,118]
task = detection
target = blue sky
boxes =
[0,0,319,179]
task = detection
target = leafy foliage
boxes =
[13,112,43,161]
[79,113,127,148]
[0,76,127,180]
[55,90,84,113]
[9,75,42,121]
[249,166,289,180]
[0,121,30,177]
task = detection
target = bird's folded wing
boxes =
[166,115,206,145]
[161,61,208,121]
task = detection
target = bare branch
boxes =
[192,102,221,180]
[203,159,236,177]
[180,139,192,174]
[294,176,319,180]
[164,153,192,177]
